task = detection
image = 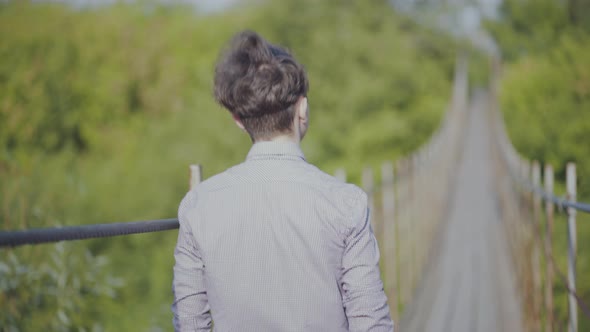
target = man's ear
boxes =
[232,114,246,131]
[297,97,308,122]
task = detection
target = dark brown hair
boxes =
[214,30,309,141]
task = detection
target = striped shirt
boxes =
[172,141,394,331]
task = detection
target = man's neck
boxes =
[254,134,300,146]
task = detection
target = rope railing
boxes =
[520,180,590,214]
[0,219,179,247]
[0,165,204,248]
[526,202,590,322]
[506,161,590,326]
[489,58,588,332]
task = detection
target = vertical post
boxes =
[544,164,554,332]
[396,159,409,306]
[381,161,398,320]
[519,160,528,299]
[189,164,202,190]
[518,159,528,291]
[414,154,424,276]
[524,159,534,309]
[532,161,542,331]
[362,167,377,241]
[407,156,416,293]
[334,168,347,182]
[566,163,577,332]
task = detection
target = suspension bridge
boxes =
[1,58,588,332]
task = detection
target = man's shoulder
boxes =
[191,166,239,193]
[298,164,369,216]
[302,164,365,193]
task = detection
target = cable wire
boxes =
[494,122,590,320]
[518,178,590,214]
[0,218,179,248]
[526,197,590,321]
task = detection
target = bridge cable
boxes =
[0,218,179,248]
[520,179,590,214]
[526,198,590,320]
[509,171,590,320]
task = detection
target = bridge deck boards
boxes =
[399,91,524,332]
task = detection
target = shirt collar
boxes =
[246,141,306,162]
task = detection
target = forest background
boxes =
[0,0,588,331]
[487,0,590,331]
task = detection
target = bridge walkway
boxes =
[399,90,524,332]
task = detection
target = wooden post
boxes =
[532,161,542,331]
[396,159,409,306]
[334,168,347,182]
[566,163,577,332]
[512,159,525,301]
[381,161,398,320]
[544,164,554,332]
[189,164,202,190]
[362,167,377,240]
[407,156,416,293]
[415,154,425,277]
[518,158,532,280]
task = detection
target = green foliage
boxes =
[500,35,590,331]
[501,34,590,199]
[0,0,457,330]
[0,244,122,331]
[485,0,569,61]
[489,0,590,329]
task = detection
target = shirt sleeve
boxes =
[172,190,212,332]
[341,192,394,332]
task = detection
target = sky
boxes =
[33,0,502,17]
[34,0,241,12]
[162,0,241,12]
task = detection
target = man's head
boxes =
[214,31,309,142]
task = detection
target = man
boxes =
[172,30,394,332]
